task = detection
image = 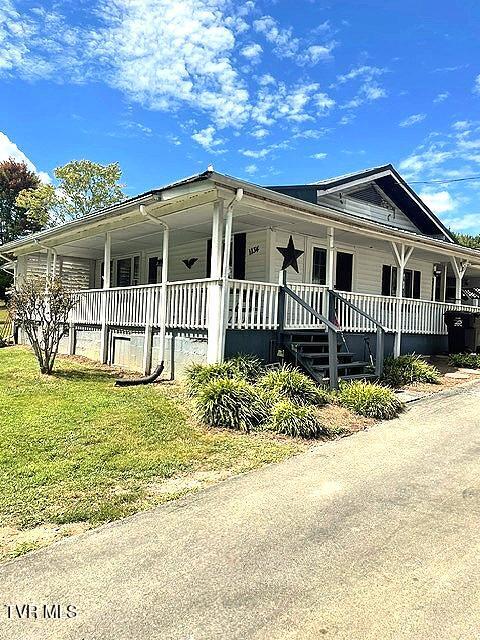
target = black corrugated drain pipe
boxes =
[115,362,164,387]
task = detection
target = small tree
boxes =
[9,276,77,374]
[16,159,125,226]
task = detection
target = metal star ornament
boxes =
[276,235,304,273]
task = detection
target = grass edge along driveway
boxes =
[0,347,302,559]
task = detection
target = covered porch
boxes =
[11,180,480,375]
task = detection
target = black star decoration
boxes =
[276,235,304,273]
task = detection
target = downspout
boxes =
[116,203,169,386]
[219,189,243,360]
[34,240,58,276]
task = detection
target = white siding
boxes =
[270,230,308,284]
[353,246,433,299]
[23,253,93,290]
[245,229,268,281]
[319,193,420,233]
[269,229,434,300]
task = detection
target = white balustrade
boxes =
[285,284,327,329]
[70,280,480,335]
[227,280,279,329]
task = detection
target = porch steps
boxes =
[280,330,376,386]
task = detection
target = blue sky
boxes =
[1,0,480,232]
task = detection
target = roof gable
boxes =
[267,164,455,243]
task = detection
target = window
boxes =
[148,257,162,284]
[312,247,327,285]
[382,265,398,296]
[403,269,421,299]
[382,265,421,298]
[116,258,132,287]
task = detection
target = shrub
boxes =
[227,353,265,383]
[449,353,480,369]
[258,365,328,406]
[269,400,326,438]
[185,362,237,396]
[382,354,440,387]
[337,381,404,420]
[195,377,269,432]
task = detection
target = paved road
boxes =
[1,382,480,640]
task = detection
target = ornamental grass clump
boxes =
[449,353,480,369]
[195,378,269,432]
[184,362,237,396]
[227,353,265,383]
[337,380,404,420]
[382,354,440,388]
[258,365,328,406]
[269,400,326,438]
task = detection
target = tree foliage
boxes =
[16,160,125,226]
[453,232,480,249]
[8,276,77,374]
[0,158,43,245]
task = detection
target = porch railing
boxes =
[227,279,279,329]
[70,279,479,335]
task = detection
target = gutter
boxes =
[207,172,480,264]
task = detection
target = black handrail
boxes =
[329,290,387,378]
[329,290,391,331]
[279,281,339,388]
[284,285,340,333]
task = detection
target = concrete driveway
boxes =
[1,381,480,640]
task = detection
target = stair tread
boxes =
[312,361,371,371]
[290,340,330,346]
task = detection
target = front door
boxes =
[335,251,353,291]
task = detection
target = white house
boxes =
[2,164,480,386]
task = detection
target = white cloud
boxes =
[240,147,270,159]
[474,74,480,94]
[311,152,327,159]
[253,14,335,65]
[191,125,225,152]
[293,128,329,139]
[342,83,387,109]
[0,131,50,183]
[251,127,269,139]
[453,120,472,131]
[240,43,262,63]
[433,92,450,103]
[245,163,258,175]
[1,0,251,129]
[399,113,427,127]
[419,190,457,214]
[443,213,480,233]
[399,148,452,177]
[333,65,386,86]
[314,93,335,113]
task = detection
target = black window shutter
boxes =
[381,265,391,296]
[206,239,212,278]
[233,233,246,279]
[413,270,421,299]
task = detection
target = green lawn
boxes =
[0,348,301,535]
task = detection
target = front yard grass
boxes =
[0,347,302,558]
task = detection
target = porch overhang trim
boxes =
[0,185,218,257]
[210,173,480,265]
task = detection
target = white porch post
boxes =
[157,227,170,368]
[392,242,413,358]
[451,257,469,305]
[219,202,233,361]
[207,200,224,363]
[325,227,335,317]
[45,248,52,277]
[100,232,111,363]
